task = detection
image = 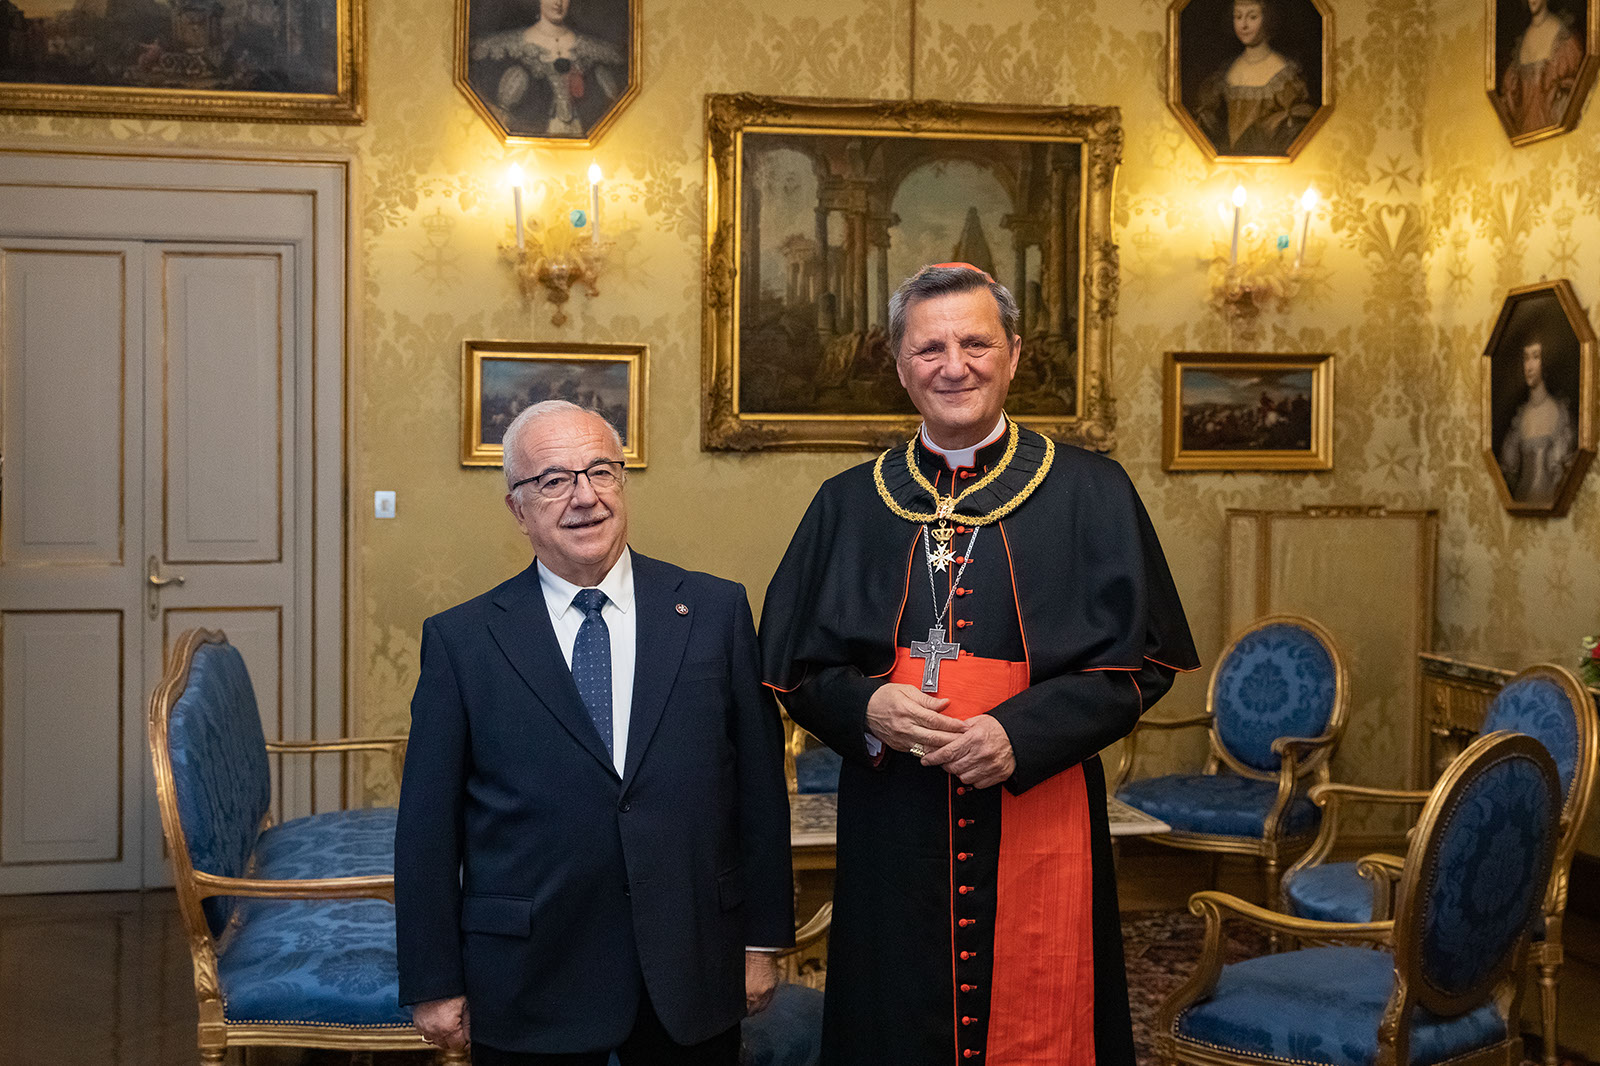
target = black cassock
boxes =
[760,425,1198,1066]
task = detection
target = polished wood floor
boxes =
[4,867,1596,1065]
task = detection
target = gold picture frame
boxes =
[1163,351,1334,471]
[461,340,647,468]
[1486,0,1600,146]
[1481,279,1597,516]
[0,1,365,124]
[701,93,1123,453]
[1166,0,1334,163]
[454,0,639,147]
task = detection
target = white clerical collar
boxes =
[920,416,1008,471]
[538,548,635,617]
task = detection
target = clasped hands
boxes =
[866,683,1015,789]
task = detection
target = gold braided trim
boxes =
[872,419,1055,526]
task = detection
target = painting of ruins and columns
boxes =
[701,95,1122,452]
[0,0,364,123]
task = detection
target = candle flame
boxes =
[588,162,603,185]
[1231,184,1247,208]
[1300,186,1319,211]
[508,163,525,189]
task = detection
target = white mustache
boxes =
[560,506,611,529]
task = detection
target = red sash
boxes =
[891,649,1096,1066]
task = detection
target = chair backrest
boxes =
[1394,731,1560,1019]
[148,628,272,937]
[1481,664,1595,829]
[1208,615,1347,777]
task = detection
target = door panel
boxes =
[1,249,127,566]
[0,612,125,867]
[161,252,284,565]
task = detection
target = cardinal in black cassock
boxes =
[760,264,1199,1066]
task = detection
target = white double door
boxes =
[0,156,348,893]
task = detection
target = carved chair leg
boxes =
[198,1050,225,1065]
[437,1048,471,1065]
[1539,957,1561,1066]
[1262,857,1284,951]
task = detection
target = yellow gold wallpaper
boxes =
[3,0,1593,829]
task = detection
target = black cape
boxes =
[760,427,1199,1066]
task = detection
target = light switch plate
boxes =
[374,490,396,519]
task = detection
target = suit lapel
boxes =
[622,554,691,787]
[487,564,618,778]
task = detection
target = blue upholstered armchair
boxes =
[1113,615,1348,905]
[1156,730,1562,1066]
[1282,664,1596,1066]
[147,629,454,1064]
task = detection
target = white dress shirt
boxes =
[537,548,637,776]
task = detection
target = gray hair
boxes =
[887,265,1021,359]
[501,400,625,492]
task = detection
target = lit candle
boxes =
[508,164,525,251]
[587,162,603,246]
[1295,186,1318,269]
[1229,184,1246,267]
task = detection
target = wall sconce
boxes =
[500,162,612,327]
[1209,184,1319,326]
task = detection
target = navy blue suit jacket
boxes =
[394,554,795,1054]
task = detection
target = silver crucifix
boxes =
[908,626,960,693]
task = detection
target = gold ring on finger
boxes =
[909,743,928,758]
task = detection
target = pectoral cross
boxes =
[909,626,960,693]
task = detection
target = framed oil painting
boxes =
[1487,0,1599,145]
[455,0,637,146]
[702,94,1122,452]
[1167,0,1333,162]
[1481,280,1596,515]
[1162,351,1333,471]
[462,340,647,468]
[0,0,364,123]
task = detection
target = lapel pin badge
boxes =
[675,603,689,615]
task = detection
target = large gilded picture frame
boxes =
[1481,280,1596,516]
[702,94,1122,453]
[462,339,647,468]
[1162,351,1333,471]
[1167,0,1334,163]
[0,1,364,123]
[455,0,639,146]
[1486,0,1599,146]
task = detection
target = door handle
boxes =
[147,556,186,588]
[147,556,186,619]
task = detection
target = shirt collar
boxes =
[919,414,1008,471]
[537,547,635,617]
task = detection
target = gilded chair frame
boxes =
[1157,731,1559,1066]
[1113,614,1350,903]
[1282,664,1596,1065]
[148,628,461,1064]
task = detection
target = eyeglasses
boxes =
[511,460,626,500]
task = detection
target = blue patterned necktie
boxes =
[570,588,613,757]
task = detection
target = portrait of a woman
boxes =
[1498,336,1579,505]
[1172,0,1327,160]
[464,0,630,141]
[1497,0,1588,137]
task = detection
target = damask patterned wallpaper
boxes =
[1,0,1593,817]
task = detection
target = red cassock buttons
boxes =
[960,984,973,992]
[956,786,968,795]
[958,852,970,860]
[954,556,967,565]
[962,1017,974,1026]
[955,525,967,534]
[960,918,975,927]
[960,950,972,959]
[958,818,974,827]
[959,885,973,895]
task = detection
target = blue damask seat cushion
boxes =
[1483,677,1580,801]
[1174,946,1506,1065]
[741,982,823,1066]
[219,898,412,1027]
[1117,774,1318,839]
[1283,861,1375,923]
[254,807,398,879]
[1213,623,1339,772]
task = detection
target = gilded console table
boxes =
[1419,651,1600,781]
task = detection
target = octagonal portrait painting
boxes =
[1482,280,1597,516]
[1168,0,1333,162]
[455,0,637,146]
[1488,0,1600,146]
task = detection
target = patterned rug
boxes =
[1122,908,1580,1066]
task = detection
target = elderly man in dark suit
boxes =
[395,400,794,1065]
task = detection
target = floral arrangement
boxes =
[1582,635,1600,688]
